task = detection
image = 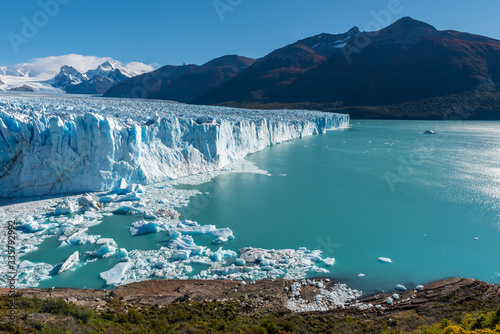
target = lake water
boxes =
[24,120,500,293]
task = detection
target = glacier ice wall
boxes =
[0,95,349,196]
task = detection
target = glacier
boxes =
[0,93,350,290]
[0,94,348,196]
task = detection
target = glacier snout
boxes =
[0,96,349,196]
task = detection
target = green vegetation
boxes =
[1,294,499,333]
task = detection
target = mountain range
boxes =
[49,61,147,94]
[105,17,500,119]
[2,17,499,119]
[105,55,256,101]
[0,57,153,95]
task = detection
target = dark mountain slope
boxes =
[283,18,500,108]
[150,55,255,102]
[193,28,360,105]
[104,64,198,99]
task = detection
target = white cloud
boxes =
[1,54,156,79]
[123,61,157,74]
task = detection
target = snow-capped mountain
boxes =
[49,65,86,88]
[0,63,35,77]
[51,61,146,94]
[0,55,155,94]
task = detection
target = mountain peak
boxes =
[387,17,437,32]
[99,61,113,69]
[50,65,84,87]
[348,26,360,34]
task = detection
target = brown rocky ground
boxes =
[1,277,499,333]
[1,277,497,314]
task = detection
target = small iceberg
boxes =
[423,130,436,134]
[116,248,129,259]
[93,244,117,258]
[168,236,205,255]
[129,220,159,235]
[378,257,392,263]
[100,261,133,285]
[210,227,235,244]
[54,251,79,274]
[68,234,100,245]
[395,284,407,291]
[210,247,237,262]
[113,206,143,215]
[171,250,191,261]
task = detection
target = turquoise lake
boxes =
[24,120,500,293]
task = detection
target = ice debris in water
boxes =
[0,138,346,288]
[378,257,392,263]
[53,200,77,216]
[92,244,117,258]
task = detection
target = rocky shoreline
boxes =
[2,277,498,315]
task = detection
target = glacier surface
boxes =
[0,94,348,196]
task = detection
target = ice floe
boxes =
[99,261,133,285]
[129,220,160,236]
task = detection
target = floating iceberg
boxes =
[116,248,129,259]
[56,251,79,274]
[168,236,205,256]
[67,234,100,245]
[0,95,348,196]
[100,261,133,285]
[210,228,235,244]
[210,247,237,262]
[93,244,117,258]
[20,219,57,233]
[171,250,191,261]
[129,220,160,236]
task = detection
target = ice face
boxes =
[0,95,348,197]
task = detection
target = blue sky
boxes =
[1,0,500,67]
